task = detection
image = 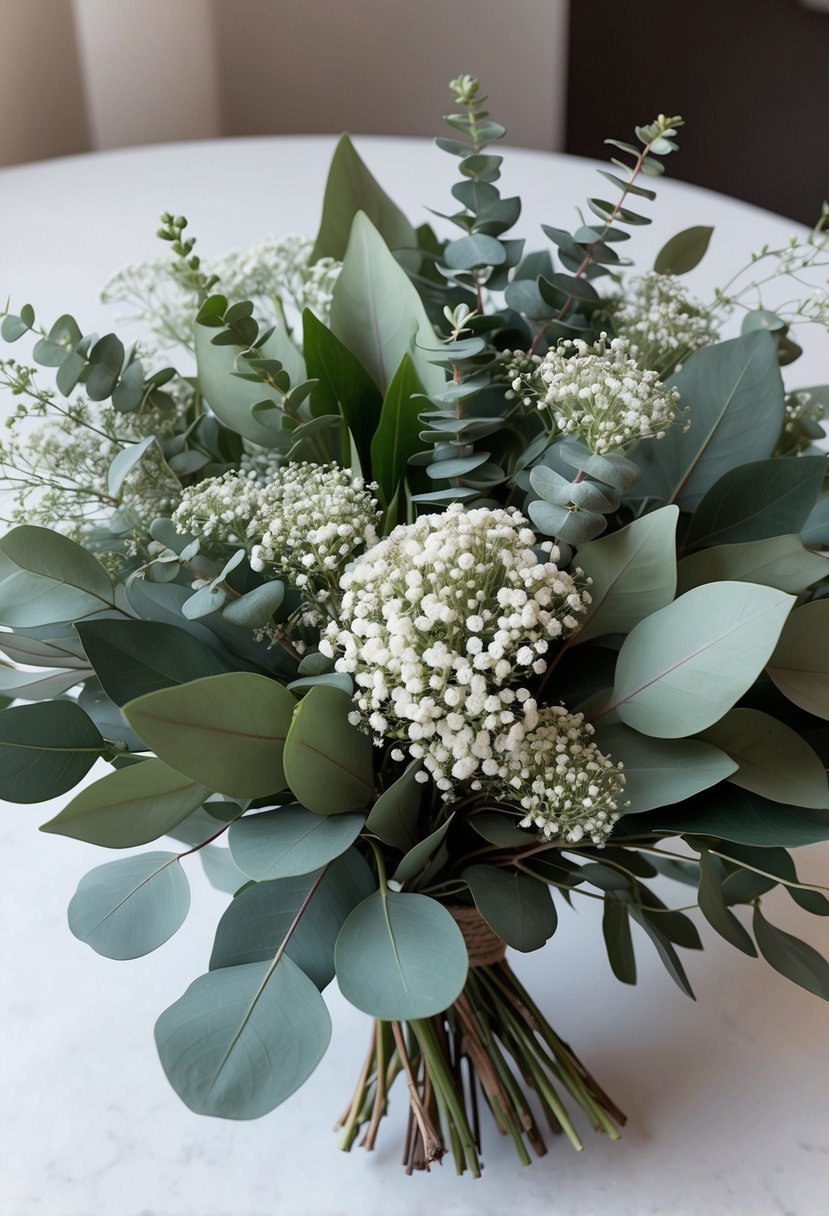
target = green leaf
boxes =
[40,759,210,848]
[123,673,297,798]
[365,760,423,850]
[634,331,785,511]
[107,437,155,497]
[311,134,418,266]
[0,701,103,802]
[700,708,829,808]
[393,815,453,883]
[76,619,230,706]
[602,582,793,738]
[463,865,558,951]
[229,806,364,879]
[574,506,678,644]
[68,850,190,959]
[283,684,374,813]
[85,334,125,401]
[468,810,532,847]
[602,897,637,983]
[640,785,829,846]
[329,212,444,396]
[210,850,374,989]
[653,226,714,275]
[753,906,829,1000]
[199,844,248,895]
[443,233,506,271]
[195,320,300,447]
[767,601,829,720]
[628,906,695,998]
[682,456,826,551]
[0,665,85,701]
[697,851,756,955]
[0,526,116,627]
[155,955,331,1118]
[221,582,285,629]
[335,889,467,1019]
[369,354,425,508]
[677,534,829,596]
[302,310,382,475]
[599,724,736,814]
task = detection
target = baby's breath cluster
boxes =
[174,463,380,620]
[520,334,682,455]
[492,706,625,845]
[612,272,719,375]
[320,504,615,841]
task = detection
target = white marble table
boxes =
[1,137,828,1216]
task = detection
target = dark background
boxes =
[566,0,829,224]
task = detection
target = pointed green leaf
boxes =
[370,354,426,507]
[697,851,756,955]
[123,673,296,798]
[639,784,829,846]
[463,865,557,952]
[0,526,116,626]
[283,684,374,813]
[365,760,423,850]
[700,708,829,808]
[767,601,829,720]
[653,226,714,275]
[753,906,829,1000]
[76,619,230,706]
[0,701,103,802]
[599,724,736,813]
[107,437,156,497]
[677,534,829,596]
[302,309,382,474]
[602,897,637,983]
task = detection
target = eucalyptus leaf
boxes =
[370,354,425,508]
[463,865,558,952]
[123,673,296,798]
[107,437,156,497]
[767,602,829,720]
[575,506,678,644]
[283,684,374,813]
[302,309,382,474]
[365,760,423,850]
[602,896,637,983]
[229,806,364,880]
[76,619,230,705]
[639,785,829,846]
[155,955,331,1118]
[0,526,116,627]
[602,583,794,738]
[330,212,444,396]
[699,708,829,808]
[41,759,210,848]
[653,226,713,275]
[221,582,285,629]
[753,906,829,1000]
[393,815,453,883]
[68,851,190,959]
[0,665,85,701]
[335,889,467,1019]
[697,850,756,955]
[677,534,829,596]
[209,850,374,989]
[0,701,103,802]
[598,724,736,814]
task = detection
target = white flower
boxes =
[612,272,719,376]
[525,333,683,455]
[322,502,592,798]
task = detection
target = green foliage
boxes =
[123,673,297,798]
[155,955,332,1118]
[76,619,230,705]
[41,759,211,848]
[364,760,423,850]
[228,807,365,880]
[653,226,714,275]
[634,331,785,511]
[0,701,103,802]
[302,309,382,475]
[68,851,190,959]
[598,725,736,814]
[311,133,419,267]
[0,526,117,627]
[283,685,375,813]
[639,785,829,846]
[699,709,829,809]
[767,601,829,720]
[604,582,794,738]
[463,865,558,952]
[335,889,468,1019]
[677,534,829,595]
[752,907,829,1000]
[370,355,425,511]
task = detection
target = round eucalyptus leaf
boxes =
[210,849,374,990]
[41,759,210,848]
[229,806,365,880]
[335,890,468,1019]
[68,851,190,959]
[155,955,331,1119]
[283,685,374,813]
[123,673,296,798]
[0,525,116,627]
[221,581,285,628]
[463,865,557,952]
[605,582,794,738]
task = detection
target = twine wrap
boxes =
[449,905,506,967]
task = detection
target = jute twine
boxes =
[449,905,506,967]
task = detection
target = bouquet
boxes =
[2,76,829,1177]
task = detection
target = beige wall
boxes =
[0,0,89,165]
[211,0,569,150]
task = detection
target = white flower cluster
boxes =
[495,349,541,400]
[497,706,624,844]
[173,463,380,619]
[101,235,340,357]
[520,334,682,455]
[612,272,719,375]
[320,503,621,840]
